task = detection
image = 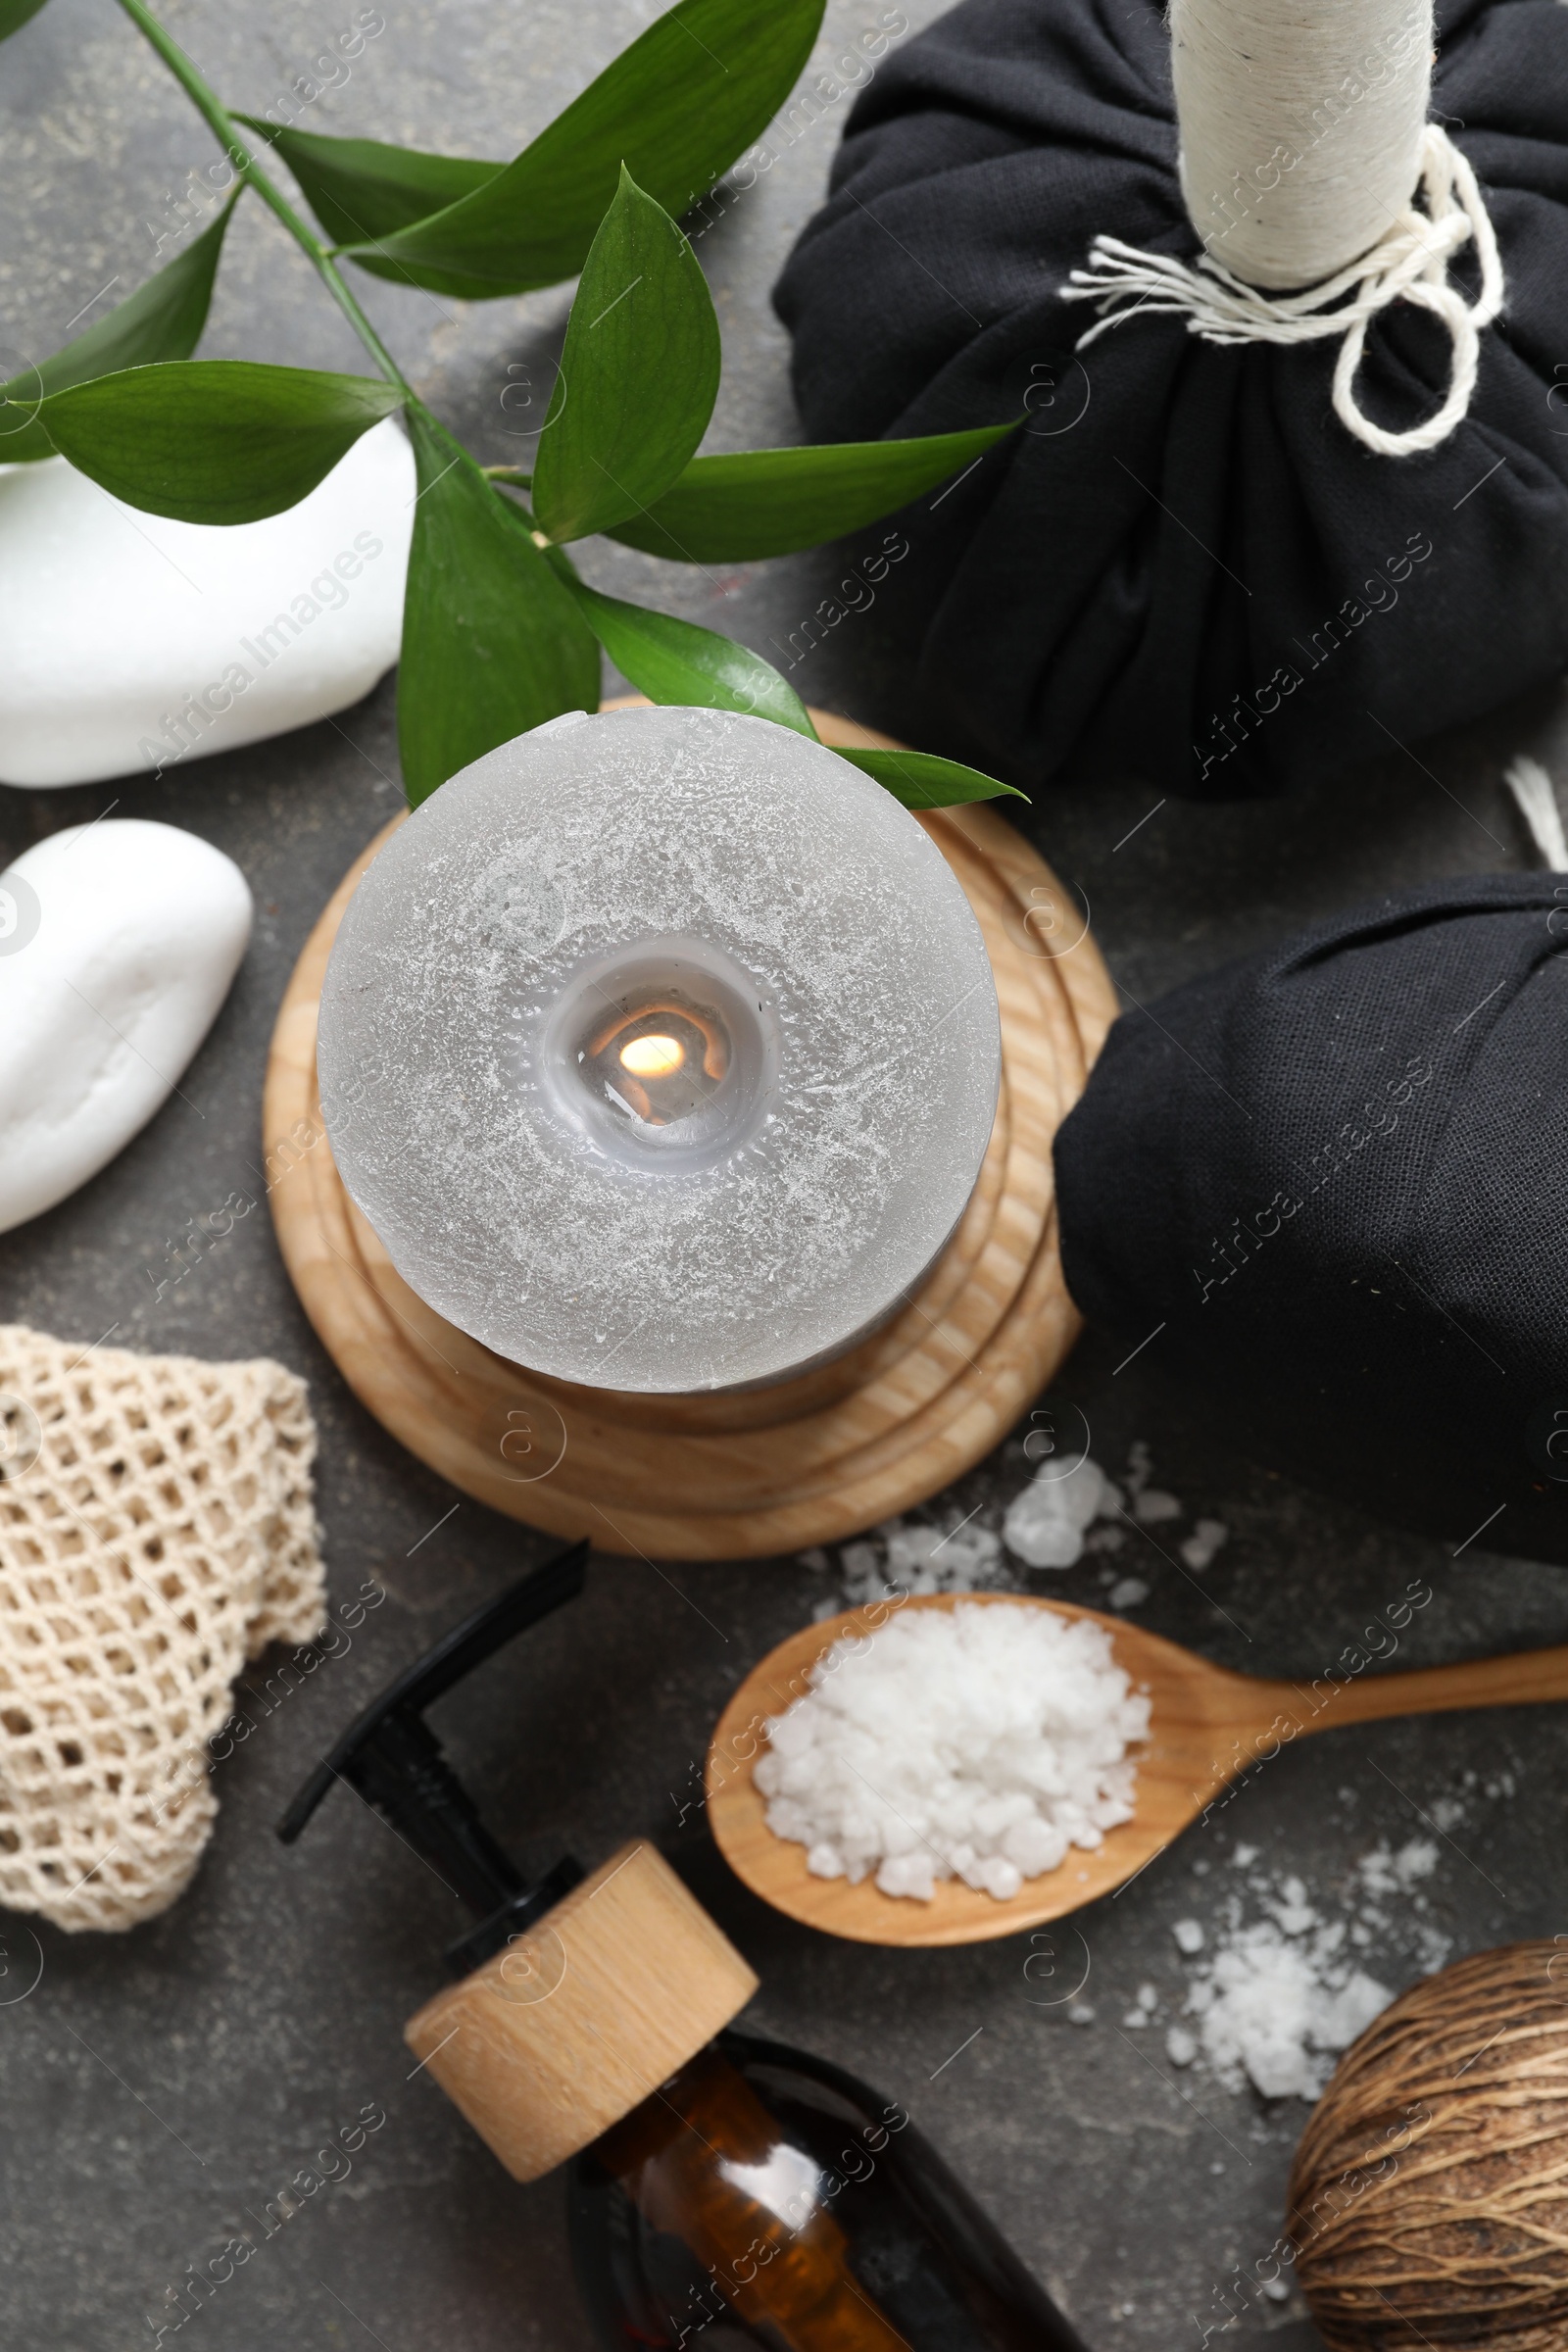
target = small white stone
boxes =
[1173,1918,1205,1954]
[0,419,413,788]
[0,819,251,1232]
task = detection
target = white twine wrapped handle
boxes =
[1061,124,1504,458]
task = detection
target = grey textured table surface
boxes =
[4,3,1567,2348]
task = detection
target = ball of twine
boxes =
[1288,1943,1568,2348]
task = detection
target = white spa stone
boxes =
[0,818,252,1233]
[318,704,1003,1394]
[0,416,413,789]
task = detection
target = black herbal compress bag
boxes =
[773,0,1568,796]
[1052,875,1568,1559]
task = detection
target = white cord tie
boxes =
[1060,124,1504,458]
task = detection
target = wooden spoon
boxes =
[706,1592,1568,1948]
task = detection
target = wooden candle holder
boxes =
[263,710,1117,1560]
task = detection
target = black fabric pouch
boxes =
[1053,874,1568,1559]
[773,0,1568,796]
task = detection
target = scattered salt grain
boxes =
[1357,1838,1437,1897]
[1180,1518,1229,1571]
[1161,1854,1445,2100]
[1415,1923,1452,1976]
[1069,2001,1096,2026]
[838,1515,1011,1604]
[798,1547,830,1574]
[753,1600,1151,1902]
[1351,1840,1449,1975]
[1269,1876,1316,1936]
[1002,1455,1115,1570]
[1108,1577,1151,1611]
[1173,1918,1205,1954]
[1137,1983,1158,2012]
[1185,1919,1391,2099]
[886,1517,1004,1591]
[840,1539,881,1593]
[1132,1488,1182,1525]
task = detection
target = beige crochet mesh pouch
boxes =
[0,1325,323,1934]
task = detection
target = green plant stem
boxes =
[112,0,416,403]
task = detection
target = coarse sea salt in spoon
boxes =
[707,1592,1568,1948]
[755,1598,1150,1901]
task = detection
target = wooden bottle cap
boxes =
[403,1841,760,2182]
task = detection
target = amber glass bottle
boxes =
[570,2034,1089,2350]
[404,1843,1090,2352]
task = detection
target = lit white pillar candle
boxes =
[318,706,1001,1395]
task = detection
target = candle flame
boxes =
[620,1033,685,1079]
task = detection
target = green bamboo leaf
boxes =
[338,0,825,298]
[0,198,240,463]
[37,359,403,524]
[605,420,1018,562]
[568,579,814,738]
[399,415,601,807]
[233,119,499,250]
[836,747,1027,808]
[532,170,719,546]
[0,0,48,36]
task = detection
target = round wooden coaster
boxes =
[263,709,1117,1559]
